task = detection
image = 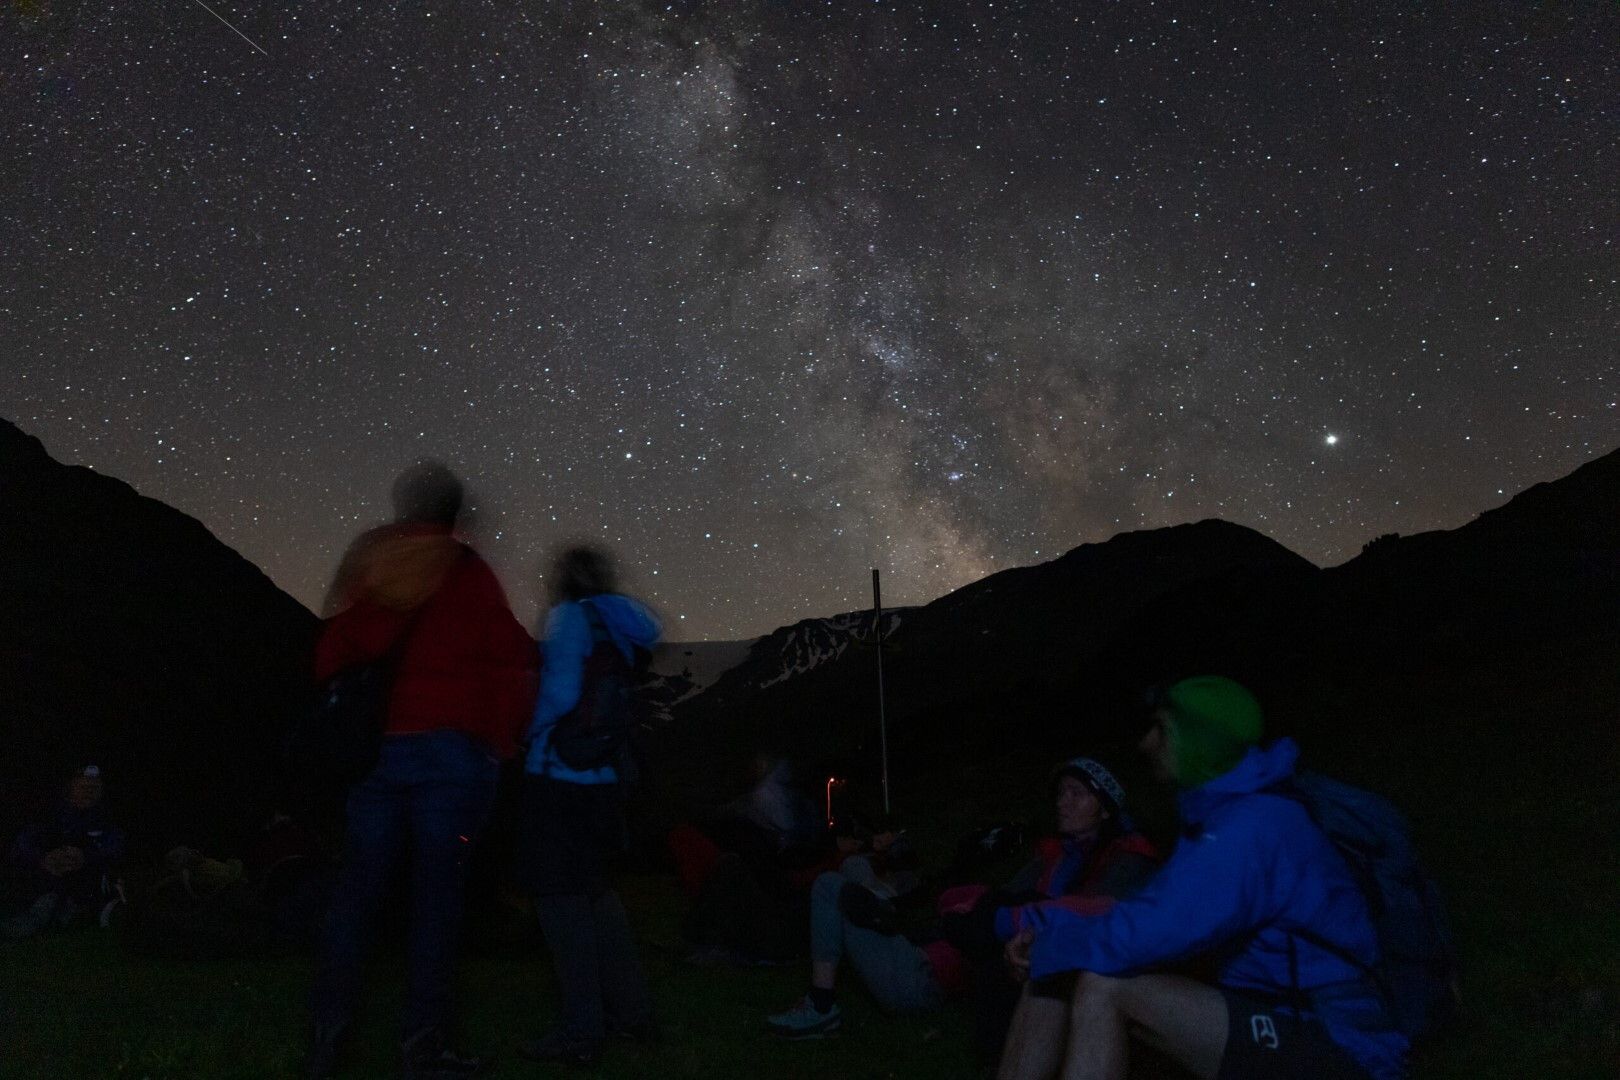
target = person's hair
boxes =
[391,460,463,526]
[550,545,617,604]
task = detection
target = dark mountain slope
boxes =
[0,420,318,849]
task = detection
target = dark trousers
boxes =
[312,730,499,1038]
[518,776,653,1043]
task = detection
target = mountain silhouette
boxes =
[3,413,1614,849]
[0,420,318,850]
[662,518,1322,797]
[661,445,1620,805]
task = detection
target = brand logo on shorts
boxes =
[1250,1013,1280,1050]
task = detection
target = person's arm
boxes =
[313,601,397,682]
[1023,803,1285,981]
[994,892,1122,942]
[1085,849,1160,900]
[524,602,590,747]
[469,560,539,749]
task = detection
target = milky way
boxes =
[3,2,1616,638]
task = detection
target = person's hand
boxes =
[41,846,85,876]
[870,830,899,853]
[1004,929,1034,983]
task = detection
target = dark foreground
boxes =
[0,854,1614,1080]
[6,641,1620,1078]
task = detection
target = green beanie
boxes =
[1161,676,1264,789]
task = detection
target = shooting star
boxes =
[188,0,268,57]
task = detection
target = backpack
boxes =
[1275,771,1461,1043]
[288,576,445,790]
[547,600,648,776]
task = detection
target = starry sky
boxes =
[3,2,1616,640]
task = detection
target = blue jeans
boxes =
[312,730,499,1038]
[810,862,943,1013]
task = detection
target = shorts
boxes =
[1217,991,1373,1080]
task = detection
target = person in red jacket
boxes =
[305,461,536,1080]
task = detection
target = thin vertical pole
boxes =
[872,568,890,816]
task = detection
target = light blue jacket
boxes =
[522,595,660,783]
[1023,739,1408,1080]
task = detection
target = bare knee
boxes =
[1072,971,1125,1007]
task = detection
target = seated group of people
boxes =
[743,677,1412,1080]
[3,766,333,957]
[14,674,1422,1080]
[2,764,125,939]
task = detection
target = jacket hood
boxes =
[581,594,661,652]
[1178,737,1299,825]
[325,523,463,615]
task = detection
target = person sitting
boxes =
[670,753,825,898]
[672,754,848,967]
[766,757,1157,1041]
[999,677,1408,1080]
[2,764,125,939]
[728,754,825,855]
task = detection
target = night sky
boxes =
[3,2,1616,640]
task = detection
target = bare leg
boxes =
[1062,973,1228,1080]
[998,983,1068,1080]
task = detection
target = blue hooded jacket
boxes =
[1023,738,1408,1080]
[523,594,660,783]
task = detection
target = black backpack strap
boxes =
[540,599,616,773]
[578,598,612,647]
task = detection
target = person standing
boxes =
[516,545,660,1067]
[306,462,537,1080]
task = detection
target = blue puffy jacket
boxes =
[522,594,660,783]
[1023,738,1408,1080]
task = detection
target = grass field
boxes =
[5,645,1619,1078]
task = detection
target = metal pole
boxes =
[872,568,890,816]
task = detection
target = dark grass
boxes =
[5,642,1619,1078]
[1,878,979,1080]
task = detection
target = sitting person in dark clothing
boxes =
[3,764,126,939]
[765,757,1158,1042]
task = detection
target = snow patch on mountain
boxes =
[757,610,906,689]
[651,638,755,702]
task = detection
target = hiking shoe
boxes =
[766,997,842,1040]
[400,1027,490,1079]
[516,1028,600,1068]
[838,881,899,935]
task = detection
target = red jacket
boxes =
[996,831,1162,937]
[314,524,538,759]
[928,830,1162,993]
